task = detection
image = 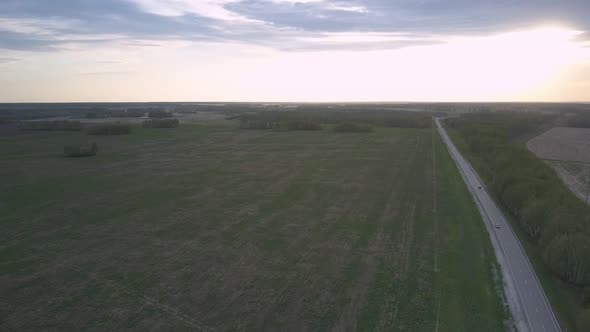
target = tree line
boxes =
[237,109,432,130]
[445,113,590,288]
[19,120,82,131]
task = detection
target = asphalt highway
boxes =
[435,118,561,332]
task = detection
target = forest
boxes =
[446,113,590,287]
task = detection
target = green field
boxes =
[1,120,507,331]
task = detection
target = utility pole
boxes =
[585,164,590,205]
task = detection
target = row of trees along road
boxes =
[445,113,590,288]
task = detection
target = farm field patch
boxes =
[0,122,506,331]
[527,127,590,205]
[527,127,590,163]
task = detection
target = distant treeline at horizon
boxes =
[0,102,589,123]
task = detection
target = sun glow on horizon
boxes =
[234,26,590,102]
[415,26,590,100]
[1,25,589,102]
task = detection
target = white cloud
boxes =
[270,0,323,3]
[127,0,369,23]
[297,32,428,44]
[127,0,257,23]
[0,57,20,64]
[325,4,368,13]
[271,0,368,13]
[0,18,75,35]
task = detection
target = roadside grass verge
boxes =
[434,130,509,331]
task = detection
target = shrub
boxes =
[148,110,173,118]
[19,120,82,131]
[142,118,179,128]
[111,109,145,118]
[333,122,374,133]
[240,119,275,130]
[381,114,431,128]
[87,123,131,135]
[85,112,107,119]
[285,120,322,131]
[64,143,98,157]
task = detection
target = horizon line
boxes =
[1,100,590,105]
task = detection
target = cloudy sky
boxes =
[1,0,590,102]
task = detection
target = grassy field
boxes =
[1,120,507,331]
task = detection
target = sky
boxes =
[1,0,590,102]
